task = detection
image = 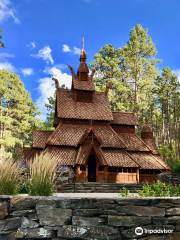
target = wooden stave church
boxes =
[24,47,170,184]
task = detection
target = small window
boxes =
[131,168,137,173]
[80,165,86,171]
[98,166,104,171]
[118,168,123,172]
[108,167,117,172]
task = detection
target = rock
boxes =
[0,233,16,240]
[108,216,151,227]
[10,197,36,211]
[73,208,104,217]
[117,205,165,217]
[57,225,120,240]
[21,217,39,229]
[57,225,88,239]
[0,202,8,220]
[166,208,180,216]
[15,227,53,239]
[0,217,21,233]
[72,216,106,227]
[36,205,72,226]
[11,209,35,217]
[167,216,180,224]
[152,217,168,225]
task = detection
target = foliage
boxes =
[138,181,180,197]
[0,158,22,195]
[0,70,40,159]
[43,96,55,130]
[29,154,57,196]
[91,24,180,164]
[119,187,129,197]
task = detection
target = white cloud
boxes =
[27,41,37,49]
[62,44,81,55]
[21,68,34,76]
[174,69,180,83]
[73,47,81,55]
[36,66,72,120]
[31,46,54,64]
[44,66,72,89]
[36,77,55,120]
[0,62,16,72]
[0,0,20,23]
[62,44,71,53]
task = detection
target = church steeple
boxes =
[77,35,89,80]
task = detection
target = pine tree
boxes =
[0,70,39,159]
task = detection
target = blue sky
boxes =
[0,0,180,119]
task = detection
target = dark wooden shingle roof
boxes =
[56,89,113,121]
[32,131,53,149]
[112,112,138,125]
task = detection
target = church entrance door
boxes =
[88,154,96,182]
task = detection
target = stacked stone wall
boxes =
[0,196,180,239]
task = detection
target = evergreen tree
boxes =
[120,24,159,118]
[0,70,39,159]
[91,44,132,111]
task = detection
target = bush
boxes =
[138,181,180,197]
[119,187,129,197]
[29,154,57,196]
[0,159,21,195]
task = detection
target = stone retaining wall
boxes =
[0,196,180,239]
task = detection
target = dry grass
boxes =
[0,159,22,195]
[29,153,57,196]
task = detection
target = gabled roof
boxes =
[112,112,138,125]
[32,130,53,149]
[56,89,113,121]
[46,123,125,149]
[76,143,107,165]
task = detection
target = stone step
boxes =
[57,183,143,193]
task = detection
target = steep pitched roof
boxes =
[116,133,150,152]
[32,131,53,149]
[72,77,95,91]
[44,146,77,165]
[103,149,139,167]
[143,138,159,155]
[47,123,125,149]
[56,89,113,121]
[112,112,138,125]
[129,152,167,170]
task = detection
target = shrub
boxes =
[119,187,129,197]
[29,154,57,196]
[0,159,21,195]
[138,181,180,197]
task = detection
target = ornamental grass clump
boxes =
[29,154,57,196]
[0,159,21,195]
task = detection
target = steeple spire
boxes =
[80,33,87,62]
[77,34,89,79]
